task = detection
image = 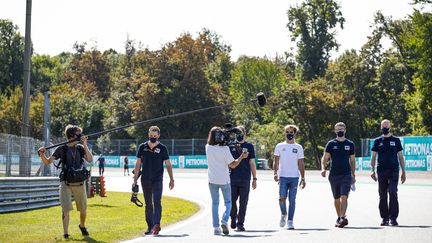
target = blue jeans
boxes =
[279,177,299,221]
[209,183,232,228]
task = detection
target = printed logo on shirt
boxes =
[344,145,350,150]
[292,148,298,153]
[379,142,383,147]
[231,148,236,152]
[154,148,161,153]
[282,148,286,151]
[333,146,338,150]
[390,141,396,146]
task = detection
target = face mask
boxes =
[237,134,244,142]
[336,131,345,137]
[149,137,157,143]
[286,133,294,140]
[382,127,390,135]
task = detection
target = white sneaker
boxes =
[214,227,221,235]
[280,214,287,227]
[287,220,295,230]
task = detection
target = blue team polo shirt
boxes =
[229,142,256,182]
[136,142,169,182]
[371,135,403,172]
[325,138,355,176]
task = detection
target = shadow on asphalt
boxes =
[243,230,278,233]
[153,234,189,237]
[396,225,432,229]
[222,234,272,238]
[344,226,383,230]
[293,228,330,231]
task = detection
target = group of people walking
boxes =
[37,119,406,238]
[206,119,406,235]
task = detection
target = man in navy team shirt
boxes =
[370,119,406,226]
[321,122,356,228]
[133,126,175,235]
[229,126,257,231]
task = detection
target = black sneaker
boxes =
[237,225,245,231]
[381,219,389,226]
[338,217,348,228]
[63,234,69,239]
[144,229,152,235]
[221,224,229,235]
[78,225,89,236]
[230,220,237,229]
[390,219,399,226]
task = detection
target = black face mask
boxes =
[149,137,157,143]
[237,134,244,142]
[382,127,390,135]
[336,131,345,137]
[286,133,294,140]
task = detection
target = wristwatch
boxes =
[253,178,257,181]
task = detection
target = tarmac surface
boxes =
[103,168,432,243]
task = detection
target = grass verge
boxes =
[0,191,199,242]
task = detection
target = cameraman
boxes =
[38,125,93,239]
[133,126,174,235]
[229,126,257,231]
[206,126,248,235]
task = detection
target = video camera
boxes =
[214,123,243,146]
[130,184,143,207]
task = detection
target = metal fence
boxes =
[0,133,53,177]
[0,133,268,176]
[87,138,209,156]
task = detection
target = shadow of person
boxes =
[238,229,278,233]
[396,225,432,229]
[344,226,383,230]
[55,236,107,243]
[152,234,189,237]
[294,228,330,231]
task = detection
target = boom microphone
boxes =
[41,92,267,150]
[256,92,266,107]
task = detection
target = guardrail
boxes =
[0,177,60,213]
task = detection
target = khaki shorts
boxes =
[60,181,87,213]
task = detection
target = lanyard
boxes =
[69,147,77,162]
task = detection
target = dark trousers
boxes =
[141,180,163,230]
[230,180,251,227]
[378,170,399,220]
[99,166,104,176]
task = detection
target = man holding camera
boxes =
[273,124,306,230]
[133,126,174,235]
[38,125,93,239]
[229,126,257,231]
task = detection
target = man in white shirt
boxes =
[206,126,248,235]
[273,124,306,230]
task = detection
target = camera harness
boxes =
[54,145,89,186]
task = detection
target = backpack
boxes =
[55,145,90,184]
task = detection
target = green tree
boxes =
[287,0,344,81]
[375,10,432,134]
[229,56,286,128]
[31,54,63,94]
[0,19,24,91]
